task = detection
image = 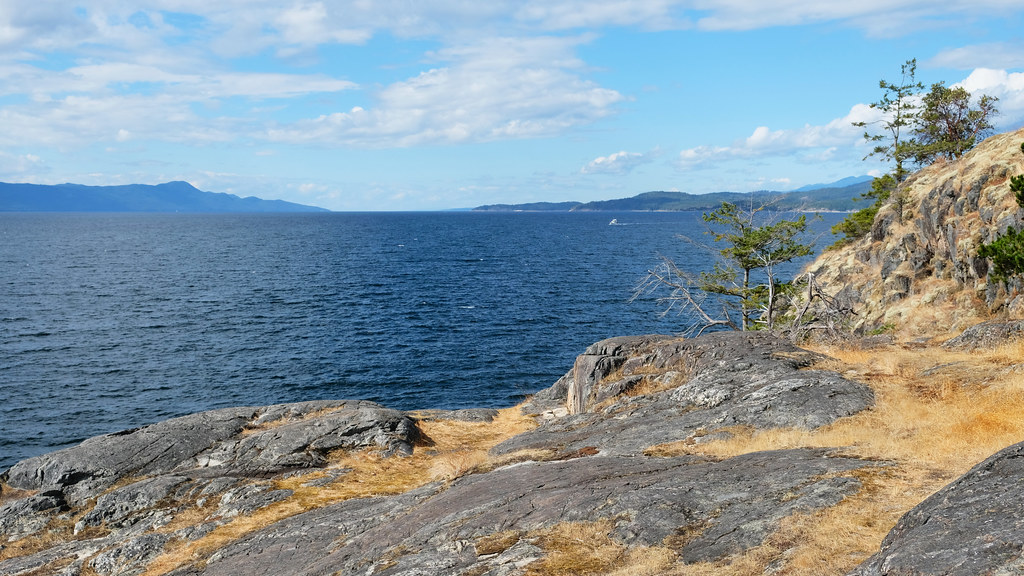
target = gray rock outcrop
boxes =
[942,319,1024,350]
[179,449,867,576]
[3,400,417,507]
[0,332,888,576]
[851,440,1024,575]
[502,331,873,456]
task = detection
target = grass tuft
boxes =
[523,520,676,576]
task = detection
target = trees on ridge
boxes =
[833,59,1000,246]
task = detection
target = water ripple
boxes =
[0,211,841,471]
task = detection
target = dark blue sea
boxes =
[0,211,841,471]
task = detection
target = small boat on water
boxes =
[609,219,618,225]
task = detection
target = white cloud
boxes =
[672,64,1024,180]
[267,36,624,147]
[3,0,1024,208]
[0,59,357,148]
[19,62,357,100]
[931,43,1024,71]
[515,0,686,30]
[6,0,1017,63]
[677,104,876,170]
[0,93,232,148]
[581,150,652,174]
[0,151,47,177]
[956,69,1024,126]
[273,2,371,57]
[687,0,1024,35]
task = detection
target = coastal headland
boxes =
[4,129,1024,575]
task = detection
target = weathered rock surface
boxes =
[0,332,882,576]
[0,491,68,541]
[501,331,873,456]
[0,331,934,576]
[851,440,1024,575]
[0,400,420,576]
[3,400,417,507]
[178,449,867,576]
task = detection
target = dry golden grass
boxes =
[0,477,136,564]
[475,529,523,556]
[523,520,677,576]
[622,372,687,398]
[0,481,35,505]
[649,340,1024,471]
[634,338,1024,575]
[18,337,1024,576]
[140,405,537,575]
[0,512,110,564]
[665,467,934,576]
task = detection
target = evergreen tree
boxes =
[838,58,925,236]
[912,82,998,164]
[1014,142,1024,208]
[700,202,812,330]
[979,227,1024,285]
[853,59,924,187]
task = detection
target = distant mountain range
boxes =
[0,181,328,213]
[474,176,873,212]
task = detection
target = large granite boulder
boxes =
[4,406,255,507]
[851,440,1024,576]
[942,319,1024,350]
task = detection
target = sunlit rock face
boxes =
[804,127,1024,336]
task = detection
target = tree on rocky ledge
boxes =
[635,200,813,334]
[912,82,999,164]
[854,58,923,193]
[830,174,895,247]
[834,60,1000,246]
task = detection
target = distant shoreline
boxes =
[472,178,871,213]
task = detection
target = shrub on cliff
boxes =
[912,82,999,165]
[979,226,1024,285]
[830,175,894,248]
[978,142,1024,285]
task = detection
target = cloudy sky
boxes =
[2,2,1023,211]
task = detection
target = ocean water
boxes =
[0,211,841,471]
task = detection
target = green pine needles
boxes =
[979,226,1024,285]
[831,59,1000,249]
[977,141,1024,285]
[1013,142,1024,209]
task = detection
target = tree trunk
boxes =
[741,268,750,331]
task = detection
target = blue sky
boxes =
[2,2,1024,211]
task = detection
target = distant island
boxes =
[0,181,328,213]
[474,177,872,212]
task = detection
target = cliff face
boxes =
[806,127,1024,336]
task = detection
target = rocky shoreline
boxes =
[3,330,1023,575]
